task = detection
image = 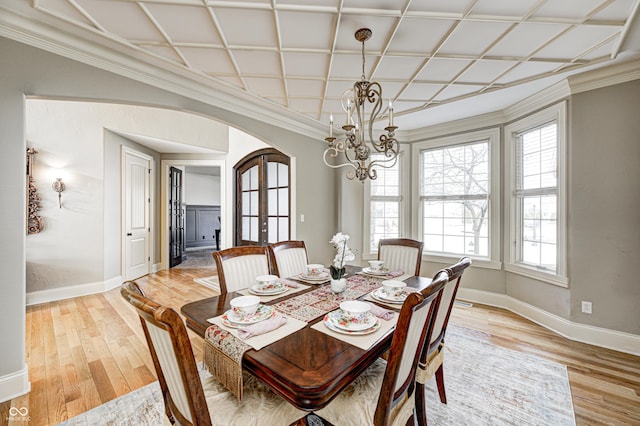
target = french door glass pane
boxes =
[250,165,259,190]
[279,218,288,241]
[278,188,288,215]
[250,217,259,242]
[278,164,289,186]
[250,191,259,215]
[268,218,277,244]
[268,189,277,216]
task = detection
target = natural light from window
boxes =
[420,141,489,257]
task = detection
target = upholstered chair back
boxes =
[428,257,472,348]
[121,281,211,426]
[372,271,448,425]
[378,238,424,276]
[212,246,270,294]
[267,241,309,278]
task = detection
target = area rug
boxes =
[58,325,575,425]
[172,249,216,269]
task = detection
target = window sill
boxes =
[504,263,569,288]
[422,253,502,270]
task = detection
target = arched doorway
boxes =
[235,148,290,246]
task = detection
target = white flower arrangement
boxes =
[329,232,355,280]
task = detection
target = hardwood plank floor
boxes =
[1,267,638,425]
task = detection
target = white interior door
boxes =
[124,150,151,280]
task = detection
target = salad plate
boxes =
[223,305,275,326]
[362,267,391,276]
[323,314,380,335]
[370,288,408,304]
[248,284,288,296]
[327,310,377,331]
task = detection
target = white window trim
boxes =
[362,148,408,260]
[412,128,501,268]
[504,102,568,287]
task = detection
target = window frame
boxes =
[412,128,501,269]
[363,149,408,260]
[504,102,568,287]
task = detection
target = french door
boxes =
[235,148,290,246]
[169,166,184,267]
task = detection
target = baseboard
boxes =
[152,263,161,273]
[457,288,640,356]
[26,275,123,306]
[0,364,30,404]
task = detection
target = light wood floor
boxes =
[2,268,639,425]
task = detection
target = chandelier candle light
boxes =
[324,28,399,181]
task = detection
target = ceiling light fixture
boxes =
[323,28,398,182]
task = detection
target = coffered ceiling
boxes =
[2,0,640,135]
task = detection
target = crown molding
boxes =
[0,6,326,141]
[405,110,506,142]
[568,59,640,94]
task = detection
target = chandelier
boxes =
[323,28,399,182]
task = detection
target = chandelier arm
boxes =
[323,147,358,170]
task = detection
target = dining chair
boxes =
[212,246,270,294]
[378,238,424,276]
[267,240,309,278]
[415,257,472,426]
[301,270,449,426]
[120,281,306,426]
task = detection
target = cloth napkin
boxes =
[365,302,395,320]
[237,313,288,340]
[278,278,300,288]
[387,270,404,278]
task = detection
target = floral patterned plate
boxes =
[370,288,408,304]
[249,284,288,296]
[323,313,380,335]
[299,272,330,281]
[326,309,377,331]
[224,305,275,326]
[362,267,391,276]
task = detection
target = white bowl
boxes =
[256,274,280,290]
[381,280,406,298]
[339,300,371,322]
[230,295,260,318]
[306,263,324,276]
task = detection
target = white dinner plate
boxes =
[370,288,407,304]
[248,284,288,296]
[224,305,275,325]
[299,272,330,281]
[327,310,377,331]
[362,267,391,276]
[323,314,380,335]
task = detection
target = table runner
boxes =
[204,313,307,401]
[272,273,386,322]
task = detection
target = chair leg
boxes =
[435,364,447,404]
[415,383,428,426]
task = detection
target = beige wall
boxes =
[569,79,640,332]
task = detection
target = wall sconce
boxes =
[52,177,65,208]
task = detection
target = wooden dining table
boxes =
[181,267,433,411]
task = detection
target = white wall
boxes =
[185,172,220,205]
[24,99,228,292]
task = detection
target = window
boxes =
[505,102,567,286]
[364,152,403,256]
[413,129,500,267]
